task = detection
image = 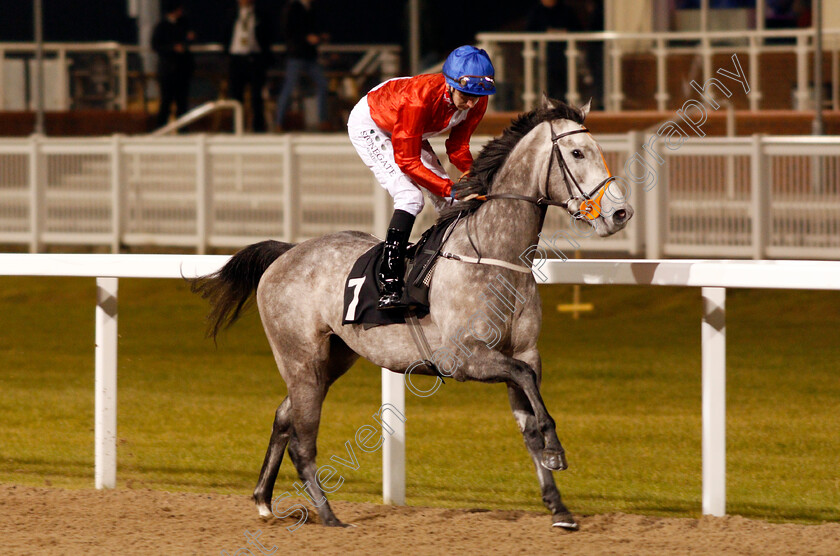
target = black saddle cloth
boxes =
[342,221,451,326]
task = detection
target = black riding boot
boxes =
[377,209,415,310]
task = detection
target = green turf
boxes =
[1,275,838,524]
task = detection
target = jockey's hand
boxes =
[446,185,457,203]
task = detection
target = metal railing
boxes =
[151,100,244,136]
[0,42,401,113]
[476,28,840,112]
[0,133,838,259]
[0,41,130,110]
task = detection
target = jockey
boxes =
[347,45,496,310]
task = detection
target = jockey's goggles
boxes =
[444,74,496,92]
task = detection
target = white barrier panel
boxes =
[0,253,230,278]
[3,255,840,517]
[537,259,840,290]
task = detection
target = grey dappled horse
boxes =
[192,97,633,530]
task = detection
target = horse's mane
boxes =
[437,99,586,226]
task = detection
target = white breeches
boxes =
[347,96,450,216]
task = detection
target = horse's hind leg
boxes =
[255,336,358,525]
[253,396,292,517]
[284,376,346,527]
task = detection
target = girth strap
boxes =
[405,310,446,381]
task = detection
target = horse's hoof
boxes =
[541,450,567,471]
[256,503,273,519]
[551,512,579,530]
[324,517,350,528]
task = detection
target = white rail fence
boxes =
[1,133,839,259]
[477,28,840,112]
[3,255,840,516]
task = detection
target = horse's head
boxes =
[540,97,633,237]
[441,97,634,239]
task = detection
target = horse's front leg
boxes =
[507,356,567,472]
[456,347,566,471]
[508,350,577,529]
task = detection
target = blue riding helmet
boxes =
[442,46,496,96]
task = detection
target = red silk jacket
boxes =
[367,73,488,197]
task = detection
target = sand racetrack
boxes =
[1,485,839,555]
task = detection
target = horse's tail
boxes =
[189,240,295,341]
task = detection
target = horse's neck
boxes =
[465,203,543,265]
[467,134,547,260]
[468,195,544,261]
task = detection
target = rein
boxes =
[444,121,616,274]
[460,123,616,221]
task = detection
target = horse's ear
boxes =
[578,99,592,120]
[540,93,557,110]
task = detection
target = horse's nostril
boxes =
[614,209,627,222]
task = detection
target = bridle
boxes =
[463,122,616,221]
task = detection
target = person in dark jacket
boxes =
[151,0,195,128]
[525,0,580,101]
[274,0,330,131]
[225,0,275,132]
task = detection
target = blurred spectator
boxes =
[275,0,330,131]
[152,0,195,129]
[225,0,275,132]
[766,0,811,29]
[525,0,581,101]
[576,0,604,109]
[526,0,603,108]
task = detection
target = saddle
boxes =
[342,220,453,327]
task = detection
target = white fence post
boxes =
[748,36,762,111]
[28,136,44,253]
[0,47,6,109]
[795,34,810,110]
[116,46,128,111]
[381,367,405,505]
[645,136,667,259]
[282,135,299,242]
[95,277,118,489]
[654,38,669,111]
[609,41,624,111]
[522,40,537,111]
[627,131,645,256]
[110,135,123,253]
[196,134,210,254]
[702,286,726,516]
[566,38,580,107]
[751,134,769,259]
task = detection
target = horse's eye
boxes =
[571,149,584,159]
